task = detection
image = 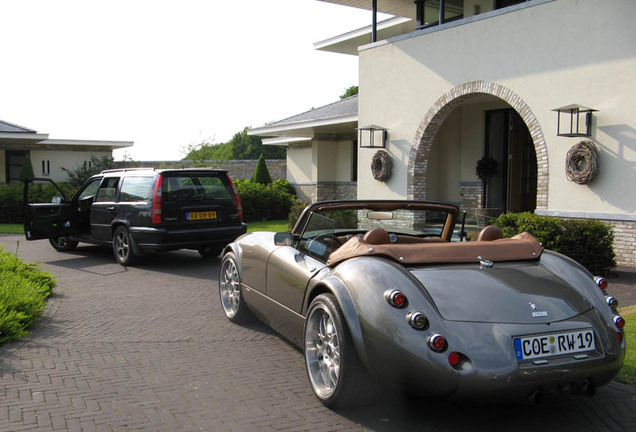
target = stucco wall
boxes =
[30,150,111,183]
[357,0,636,219]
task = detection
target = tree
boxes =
[340,85,359,99]
[19,154,35,182]
[252,154,272,185]
[61,155,120,188]
[182,127,286,161]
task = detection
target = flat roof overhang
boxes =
[314,16,413,55]
[249,114,358,138]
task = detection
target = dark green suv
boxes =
[23,168,246,265]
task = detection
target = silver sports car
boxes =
[219,200,625,407]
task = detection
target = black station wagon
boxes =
[23,168,246,265]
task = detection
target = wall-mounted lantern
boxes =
[357,125,388,148]
[552,104,597,137]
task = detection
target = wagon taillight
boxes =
[152,173,163,224]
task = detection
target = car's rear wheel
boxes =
[113,226,137,266]
[49,236,78,252]
[304,293,373,408]
[219,252,252,323]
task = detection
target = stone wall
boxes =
[138,159,286,181]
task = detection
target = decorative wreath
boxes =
[371,150,392,182]
[475,156,498,181]
[565,140,600,185]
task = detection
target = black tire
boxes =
[219,252,252,323]
[198,245,224,259]
[304,293,374,408]
[49,236,79,252]
[112,226,138,266]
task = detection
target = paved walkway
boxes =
[1,234,635,432]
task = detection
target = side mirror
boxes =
[51,196,63,204]
[274,232,293,246]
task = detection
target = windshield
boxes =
[296,202,457,261]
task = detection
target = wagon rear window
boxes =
[163,175,230,201]
[120,177,154,202]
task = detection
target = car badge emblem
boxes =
[529,302,548,318]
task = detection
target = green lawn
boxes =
[246,219,288,233]
[616,305,636,385]
[0,224,23,234]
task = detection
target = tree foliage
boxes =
[183,127,286,161]
[19,154,35,182]
[252,154,272,184]
[340,85,359,99]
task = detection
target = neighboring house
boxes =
[249,96,358,202]
[0,119,133,183]
[250,0,636,266]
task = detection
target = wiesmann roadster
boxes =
[219,200,625,407]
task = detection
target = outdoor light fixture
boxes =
[552,104,597,137]
[357,124,387,148]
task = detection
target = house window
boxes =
[42,160,51,176]
[5,150,29,183]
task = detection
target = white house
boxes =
[0,119,133,183]
[251,0,636,266]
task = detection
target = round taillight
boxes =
[595,276,608,290]
[606,295,618,309]
[407,311,428,330]
[448,352,461,367]
[617,332,623,344]
[428,334,447,352]
[614,315,626,329]
[384,290,408,308]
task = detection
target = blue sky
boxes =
[1,0,372,160]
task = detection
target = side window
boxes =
[77,178,102,201]
[297,213,337,261]
[120,177,154,202]
[94,177,120,203]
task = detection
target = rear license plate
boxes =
[513,329,595,361]
[186,211,217,221]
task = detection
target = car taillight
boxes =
[406,311,428,330]
[427,334,447,352]
[613,315,626,330]
[152,174,163,224]
[226,174,243,221]
[384,290,408,308]
[448,352,461,367]
[594,276,608,291]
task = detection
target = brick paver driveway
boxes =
[1,234,635,432]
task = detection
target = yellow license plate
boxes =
[187,211,217,221]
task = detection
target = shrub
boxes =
[234,179,299,222]
[0,182,77,224]
[252,154,272,185]
[491,213,616,275]
[0,246,55,344]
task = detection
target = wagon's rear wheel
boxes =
[304,293,374,408]
[49,236,78,252]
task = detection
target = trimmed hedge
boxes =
[0,182,77,224]
[0,246,55,344]
[492,212,616,276]
[234,179,299,222]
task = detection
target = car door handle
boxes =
[106,206,116,212]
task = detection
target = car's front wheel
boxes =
[49,236,79,252]
[219,252,252,323]
[304,293,373,408]
[112,226,138,266]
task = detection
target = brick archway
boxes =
[407,81,548,210]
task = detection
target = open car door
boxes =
[23,178,79,241]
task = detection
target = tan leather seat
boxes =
[477,225,504,241]
[363,227,391,244]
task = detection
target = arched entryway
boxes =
[408,81,548,216]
